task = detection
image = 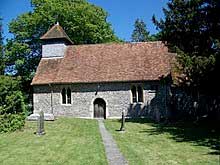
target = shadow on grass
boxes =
[122,118,220,155]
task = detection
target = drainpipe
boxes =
[49,84,53,114]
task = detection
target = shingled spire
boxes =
[40,23,73,58]
[41,22,73,44]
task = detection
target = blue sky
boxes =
[0,0,168,41]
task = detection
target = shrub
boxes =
[0,114,26,132]
[0,76,26,133]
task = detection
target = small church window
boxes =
[61,88,71,104]
[131,85,144,103]
[67,88,71,104]
[62,88,66,104]
[137,86,143,102]
[131,86,137,103]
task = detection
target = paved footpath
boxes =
[98,119,128,165]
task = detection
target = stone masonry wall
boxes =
[42,42,66,58]
[33,81,168,120]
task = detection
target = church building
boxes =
[29,23,174,120]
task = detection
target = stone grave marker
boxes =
[120,110,125,131]
[36,110,45,135]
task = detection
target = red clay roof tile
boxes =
[31,41,174,85]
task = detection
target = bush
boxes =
[0,76,26,133]
[0,114,26,132]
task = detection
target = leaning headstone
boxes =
[36,111,45,135]
[120,110,125,131]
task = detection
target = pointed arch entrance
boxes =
[93,98,106,119]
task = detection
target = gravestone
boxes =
[36,110,45,135]
[120,110,125,131]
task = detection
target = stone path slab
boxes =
[98,119,128,165]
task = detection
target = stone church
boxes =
[28,23,174,120]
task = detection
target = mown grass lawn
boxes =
[0,118,107,165]
[105,119,220,165]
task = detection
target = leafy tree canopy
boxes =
[0,76,26,133]
[0,76,25,115]
[0,17,4,75]
[131,18,151,42]
[5,0,120,83]
[131,18,161,42]
[153,0,220,94]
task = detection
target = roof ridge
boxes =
[67,41,164,47]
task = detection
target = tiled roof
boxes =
[40,23,73,44]
[31,42,174,85]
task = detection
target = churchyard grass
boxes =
[105,119,220,165]
[0,118,107,165]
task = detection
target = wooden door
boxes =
[94,99,105,119]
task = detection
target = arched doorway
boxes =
[93,98,106,119]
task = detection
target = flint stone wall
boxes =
[33,81,168,120]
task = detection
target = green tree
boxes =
[149,32,162,41]
[0,76,26,133]
[153,0,220,94]
[0,17,4,75]
[131,19,151,42]
[5,0,120,85]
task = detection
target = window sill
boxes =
[61,104,72,106]
[131,102,144,105]
[148,90,157,93]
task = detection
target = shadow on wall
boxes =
[127,83,169,122]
